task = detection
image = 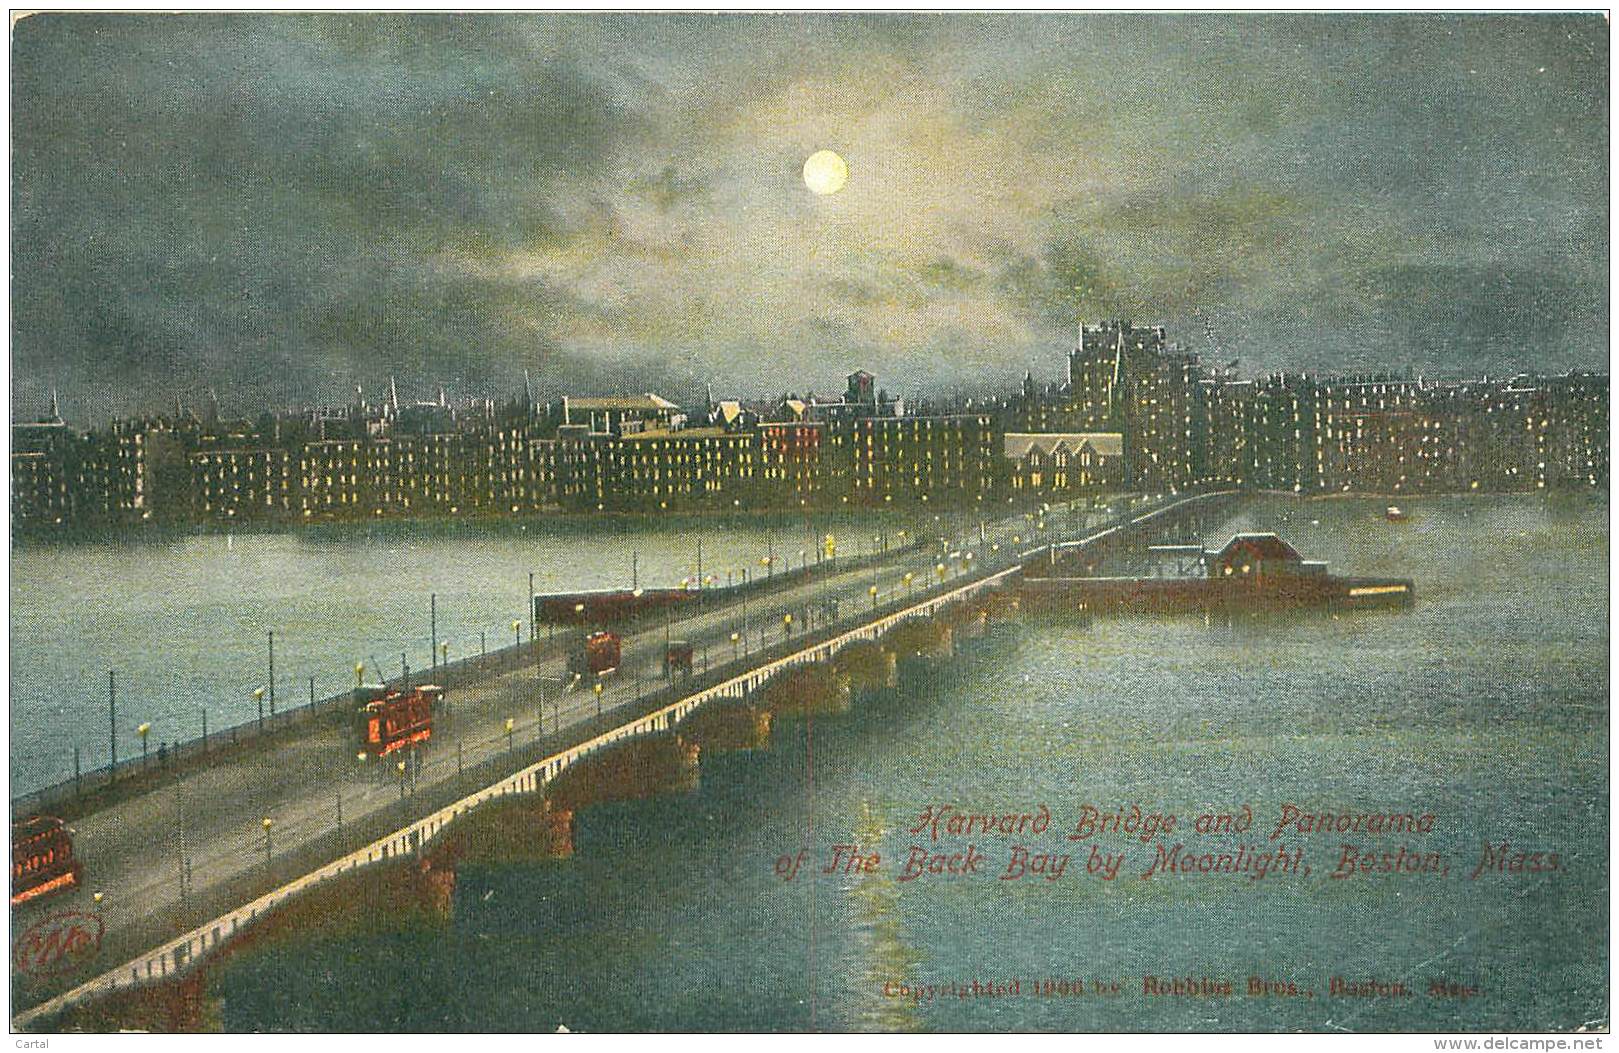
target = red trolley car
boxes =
[12,816,82,907]
[568,631,622,677]
[356,684,442,757]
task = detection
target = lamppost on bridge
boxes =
[594,680,604,730]
[137,722,151,770]
[505,717,515,755]
[730,631,740,662]
[782,613,793,639]
[869,584,879,611]
[904,572,914,599]
[355,662,365,687]
[261,817,273,868]
[253,687,265,731]
[396,759,407,800]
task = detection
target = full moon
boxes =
[803,149,848,195]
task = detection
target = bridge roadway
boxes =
[12,491,1227,1027]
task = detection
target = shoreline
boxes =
[14,485,1601,549]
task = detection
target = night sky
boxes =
[10,13,1609,424]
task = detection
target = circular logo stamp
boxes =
[13,911,104,977]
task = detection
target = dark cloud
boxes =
[11,12,1608,423]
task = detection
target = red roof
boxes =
[1213,533,1303,564]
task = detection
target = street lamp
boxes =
[869,584,879,611]
[512,619,522,648]
[593,681,604,728]
[783,612,793,638]
[136,723,151,769]
[354,662,365,687]
[730,631,740,661]
[505,717,515,754]
[261,817,274,866]
[253,687,265,730]
[396,759,407,799]
[904,571,914,598]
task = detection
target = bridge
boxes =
[11,489,1233,1030]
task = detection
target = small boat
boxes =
[1385,506,1409,522]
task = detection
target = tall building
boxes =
[852,413,997,506]
[1056,321,1199,492]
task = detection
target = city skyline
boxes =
[13,329,1611,433]
[13,320,1607,538]
[11,13,1609,423]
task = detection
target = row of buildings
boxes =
[1009,322,1608,498]
[12,324,1608,534]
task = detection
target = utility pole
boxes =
[177,786,190,918]
[108,670,117,774]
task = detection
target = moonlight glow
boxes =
[803,149,848,195]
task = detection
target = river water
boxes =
[192,493,1608,1032]
[9,511,932,797]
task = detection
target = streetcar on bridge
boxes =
[11,815,82,907]
[355,684,442,758]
